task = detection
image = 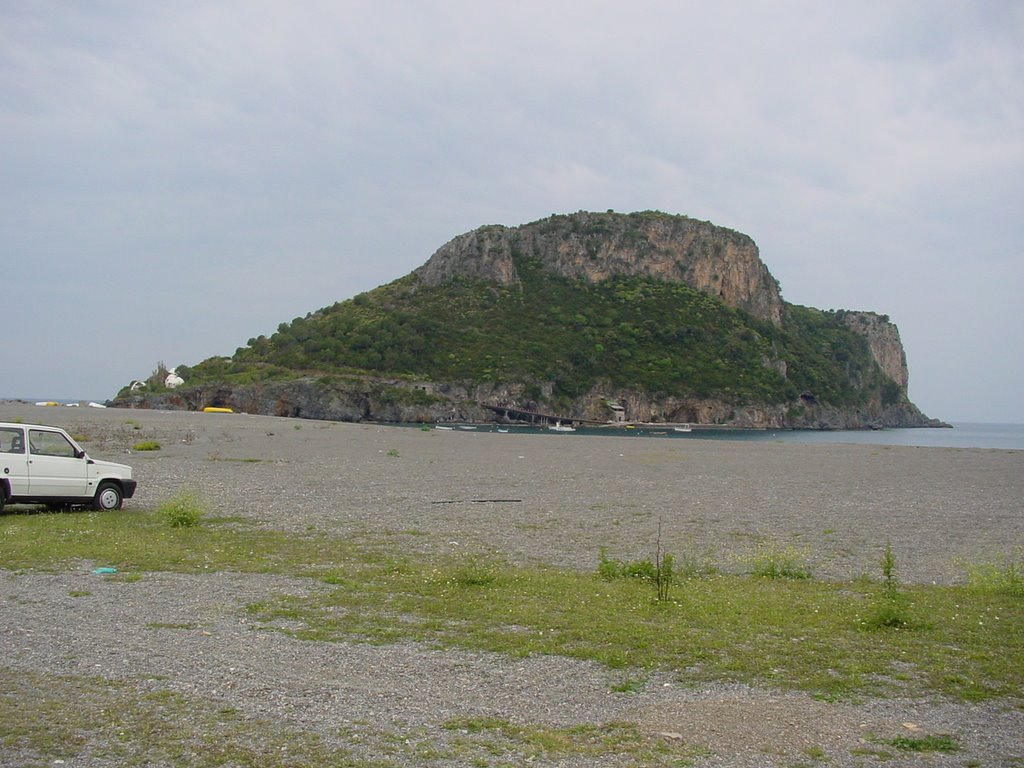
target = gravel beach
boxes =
[2,403,1022,766]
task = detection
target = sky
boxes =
[2,2,1022,423]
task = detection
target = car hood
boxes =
[88,457,133,477]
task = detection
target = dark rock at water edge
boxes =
[112,376,945,430]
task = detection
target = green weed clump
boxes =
[864,541,913,629]
[132,440,161,452]
[448,555,504,588]
[598,547,674,602]
[967,550,1024,597]
[158,491,206,528]
[885,733,959,753]
[745,543,812,580]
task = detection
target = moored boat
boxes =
[548,421,576,432]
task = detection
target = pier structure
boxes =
[482,404,605,428]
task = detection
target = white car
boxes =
[0,422,137,511]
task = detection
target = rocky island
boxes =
[115,211,942,429]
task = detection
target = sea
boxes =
[433,422,1024,450]
[682,422,1024,450]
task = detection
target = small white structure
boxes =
[164,368,185,389]
[606,401,626,424]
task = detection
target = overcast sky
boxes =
[3,1,1021,423]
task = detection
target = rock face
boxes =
[113,378,495,424]
[416,211,785,325]
[839,311,909,391]
[115,370,944,430]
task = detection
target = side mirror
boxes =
[75,449,86,459]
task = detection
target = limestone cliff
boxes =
[415,211,785,325]
[838,311,909,391]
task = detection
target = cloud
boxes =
[1,1,1021,420]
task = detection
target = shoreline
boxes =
[1,398,957,432]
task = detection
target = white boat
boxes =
[673,424,693,433]
[548,421,576,432]
[457,425,478,430]
[434,425,455,430]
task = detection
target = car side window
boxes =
[28,429,77,458]
[1,427,24,453]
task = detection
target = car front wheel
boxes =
[93,482,124,511]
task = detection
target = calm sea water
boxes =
[432,422,1024,450]
[684,422,1024,450]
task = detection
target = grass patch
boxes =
[610,676,648,694]
[0,668,706,766]
[441,716,708,763]
[803,744,827,761]
[742,542,812,580]
[966,549,1024,597]
[132,440,161,451]
[883,733,959,753]
[252,558,1023,701]
[0,669,362,767]
[1,510,1022,702]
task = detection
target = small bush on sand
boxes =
[865,541,913,629]
[158,491,206,528]
[133,440,161,452]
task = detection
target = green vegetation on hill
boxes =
[172,250,895,410]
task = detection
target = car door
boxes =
[27,428,89,499]
[1,426,30,496]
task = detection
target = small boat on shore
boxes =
[673,424,693,433]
